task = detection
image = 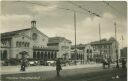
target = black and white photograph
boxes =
[0,0,127,81]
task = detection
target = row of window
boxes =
[100,50,110,54]
[87,54,93,58]
[16,41,30,47]
[0,50,8,60]
[93,54,109,59]
[1,40,9,46]
[33,51,57,60]
[93,45,111,50]
[71,53,84,60]
[87,49,92,53]
[33,46,45,48]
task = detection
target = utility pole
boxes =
[99,24,101,42]
[121,35,124,49]
[99,23,102,63]
[74,11,77,65]
[114,22,119,69]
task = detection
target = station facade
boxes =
[0,21,71,62]
[0,20,119,64]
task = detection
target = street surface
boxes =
[1,63,102,74]
[1,63,126,81]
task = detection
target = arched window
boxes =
[77,54,78,60]
[3,50,7,60]
[33,52,36,59]
[28,43,29,47]
[51,52,54,59]
[71,54,73,59]
[41,52,44,59]
[90,50,92,53]
[80,54,82,60]
[48,52,50,60]
[87,49,89,53]
[1,50,3,60]
[16,41,19,47]
[26,43,29,47]
[22,42,24,47]
[37,52,40,59]
[24,42,26,47]
[44,52,47,61]
[54,52,57,59]
[79,54,81,59]
[19,42,21,47]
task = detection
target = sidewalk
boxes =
[1,64,102,75]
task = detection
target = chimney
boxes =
[31,20,36,28]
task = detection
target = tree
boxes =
[109,37,116,42]
[101,38,107,42]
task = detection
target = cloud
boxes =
[28,2,58,15]
[0,15,32,33]
[32,5,57,13]
[39,12,127,46]
[0,12,127,47]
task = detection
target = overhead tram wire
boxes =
[15,1,78,64]
[15,1,48,7]
[102,1,122,15]
[14,1,103,63]
[68,1,101,18]
[103,1,124,38]
[68,1,104,63]
[103,1,121,67]
[15,1,90,16]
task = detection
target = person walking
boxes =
[122,58,126,69]
[56,58,62,77]
[102,58,106,69]
[20,59,26,71]
[107,57,111,68]
[116,59,119,69]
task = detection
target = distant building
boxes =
[47,37,72,60]
[71,44,93,64]
[120,47,127,59]
[90,39,119,62]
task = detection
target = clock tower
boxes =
[31,20,38,40]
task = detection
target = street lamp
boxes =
[114,22,119,69]
[74,11,77,65]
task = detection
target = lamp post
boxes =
[114,22,119,69]
[99,23,102,63]
[74,11,77,65]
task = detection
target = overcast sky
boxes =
[0,1,127,47]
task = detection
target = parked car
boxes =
[47,61,56,66]
[28,61,38,66]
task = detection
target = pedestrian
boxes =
[122,58,126,69]
[102,58,105,69]
[20,59,26,71]
[116,59,119,69]
[56,58,62,77]
[107,58,111,68]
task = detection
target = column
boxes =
[33,51,36,59]
[54,51,57,59]
[45,51,47,61]
[37,51,40,60]
[1,50,3,60]
[41,51,43,60]
[51,51,53,60]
